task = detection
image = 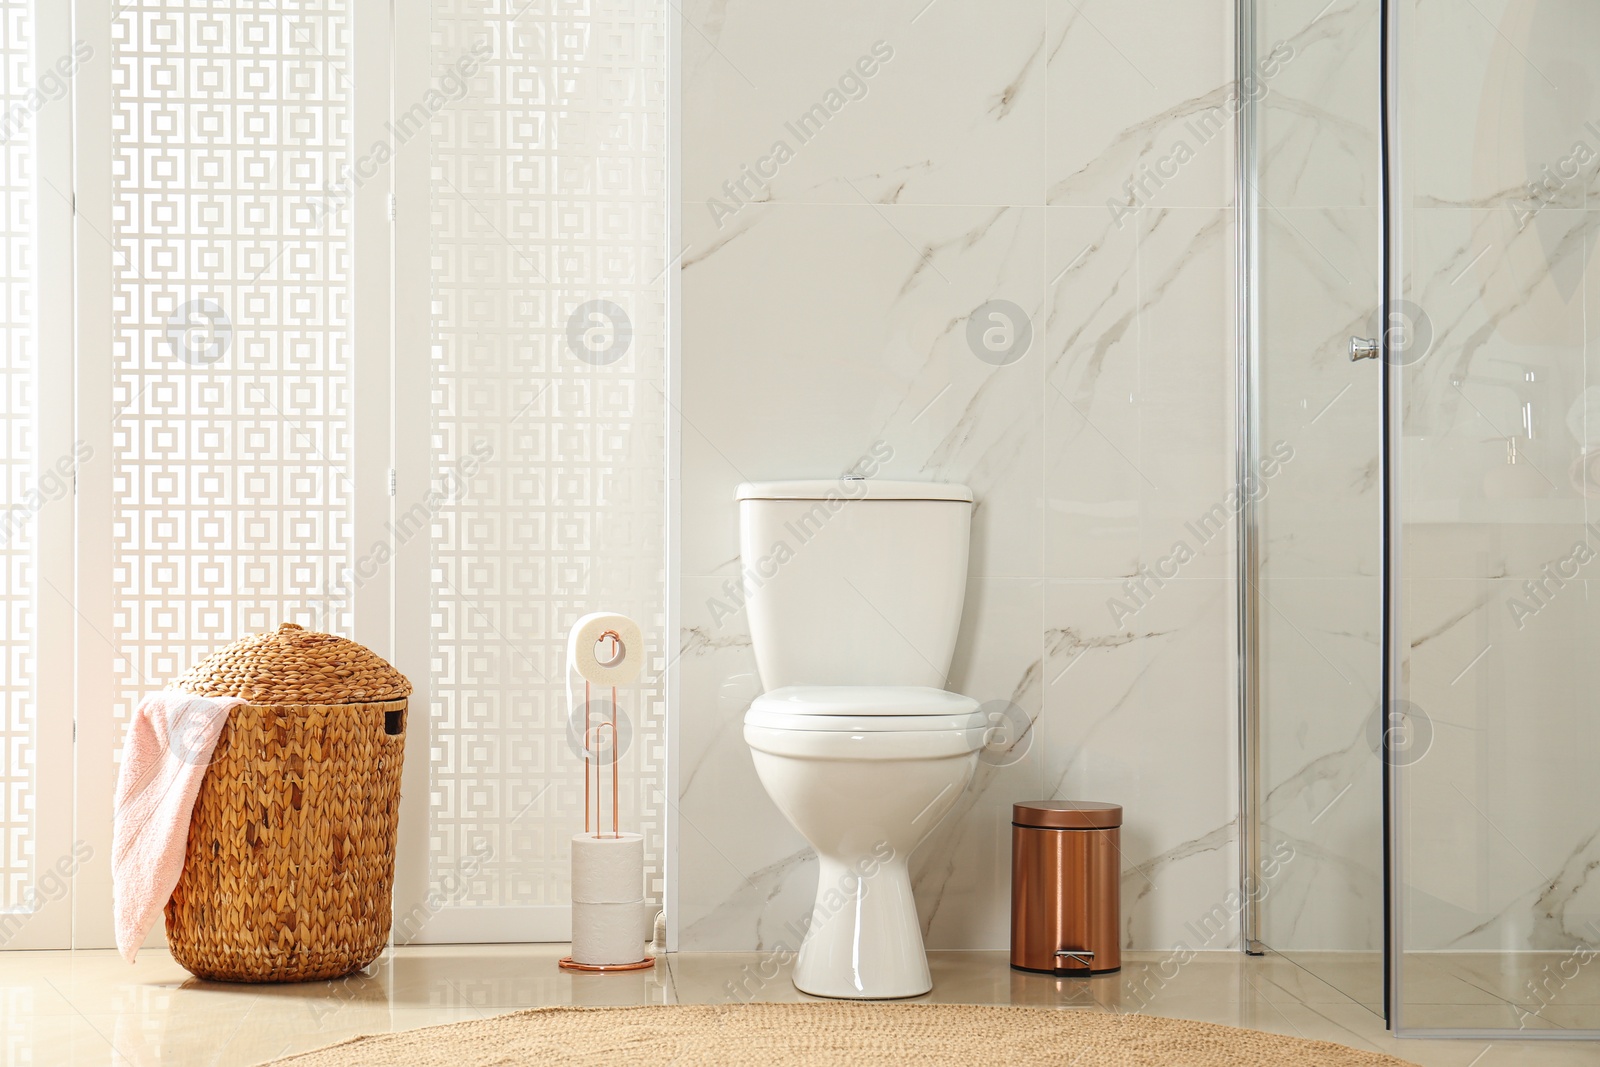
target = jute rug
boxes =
[263,1003,1419,1066]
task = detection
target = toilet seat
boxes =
[747,685,982,732]
[745,722,991,760]
[745,685,991,760]
[746,709,989,732]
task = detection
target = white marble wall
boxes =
[677,0,1240,952]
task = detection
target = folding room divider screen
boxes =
[0,0,668,949]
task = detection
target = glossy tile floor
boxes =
[2,946,1597,1065]
[1287,951,1600,1033]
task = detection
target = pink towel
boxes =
[112,691,246,963]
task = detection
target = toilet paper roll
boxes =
[572,832,644,904]
[567,612,642,687]
[571,900,648,966]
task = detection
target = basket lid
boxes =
[168,622,412,704]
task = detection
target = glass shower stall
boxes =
[1242,0,1600,1038]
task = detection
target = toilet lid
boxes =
[746,685,986,733]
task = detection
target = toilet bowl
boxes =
[744,684,989,998]
[736,479,979,1000]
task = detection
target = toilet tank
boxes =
[736,479,972,690]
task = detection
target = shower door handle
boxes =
[1349,336,1380,361]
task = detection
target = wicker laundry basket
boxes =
[162,622,412,982]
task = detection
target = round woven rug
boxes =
[264,1003,1418,1066]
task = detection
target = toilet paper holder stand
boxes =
[560,629,656,973]
[583,676,620,839]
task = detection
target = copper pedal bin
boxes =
[1010,801,1122,976]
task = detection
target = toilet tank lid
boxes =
[736,479,973,502]
[753,685,980,717]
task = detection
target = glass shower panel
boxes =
[1393,0,1600,1035]
[1252,0,1385,1014]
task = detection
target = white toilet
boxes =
[738,478,988,999]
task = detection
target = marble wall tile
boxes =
[1257,576,1384,951]
[1046,1,1151,207]
[1247,11,1380,881]
[1044,205,1235,583]
[682,0,1047,209]
[1400,577,1600,951]
[669,0,1600,965]
[1232,222,1381,951]
[1257,206,1381,581]
[1379,8,1600,962]
[1257,0,1381,209]
[1588,205,1600,534]
[1402,207,1595,499]
[1045,206,1142,580]
[681,202,1045,581]
[675,576,814,951]
[917,578,1045,950]
[1136,207,1236,580]
[679,0,1242,954]
[1040,579,1237,951]
[1047,0,1234,210]
[1402,0,1600,213]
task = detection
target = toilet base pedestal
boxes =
[792,855,931,999]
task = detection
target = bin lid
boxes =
[1013,800,1122,829]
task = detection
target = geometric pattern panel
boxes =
[0,0,35,913]
[429,0,667,908]
[111,2,353,733]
